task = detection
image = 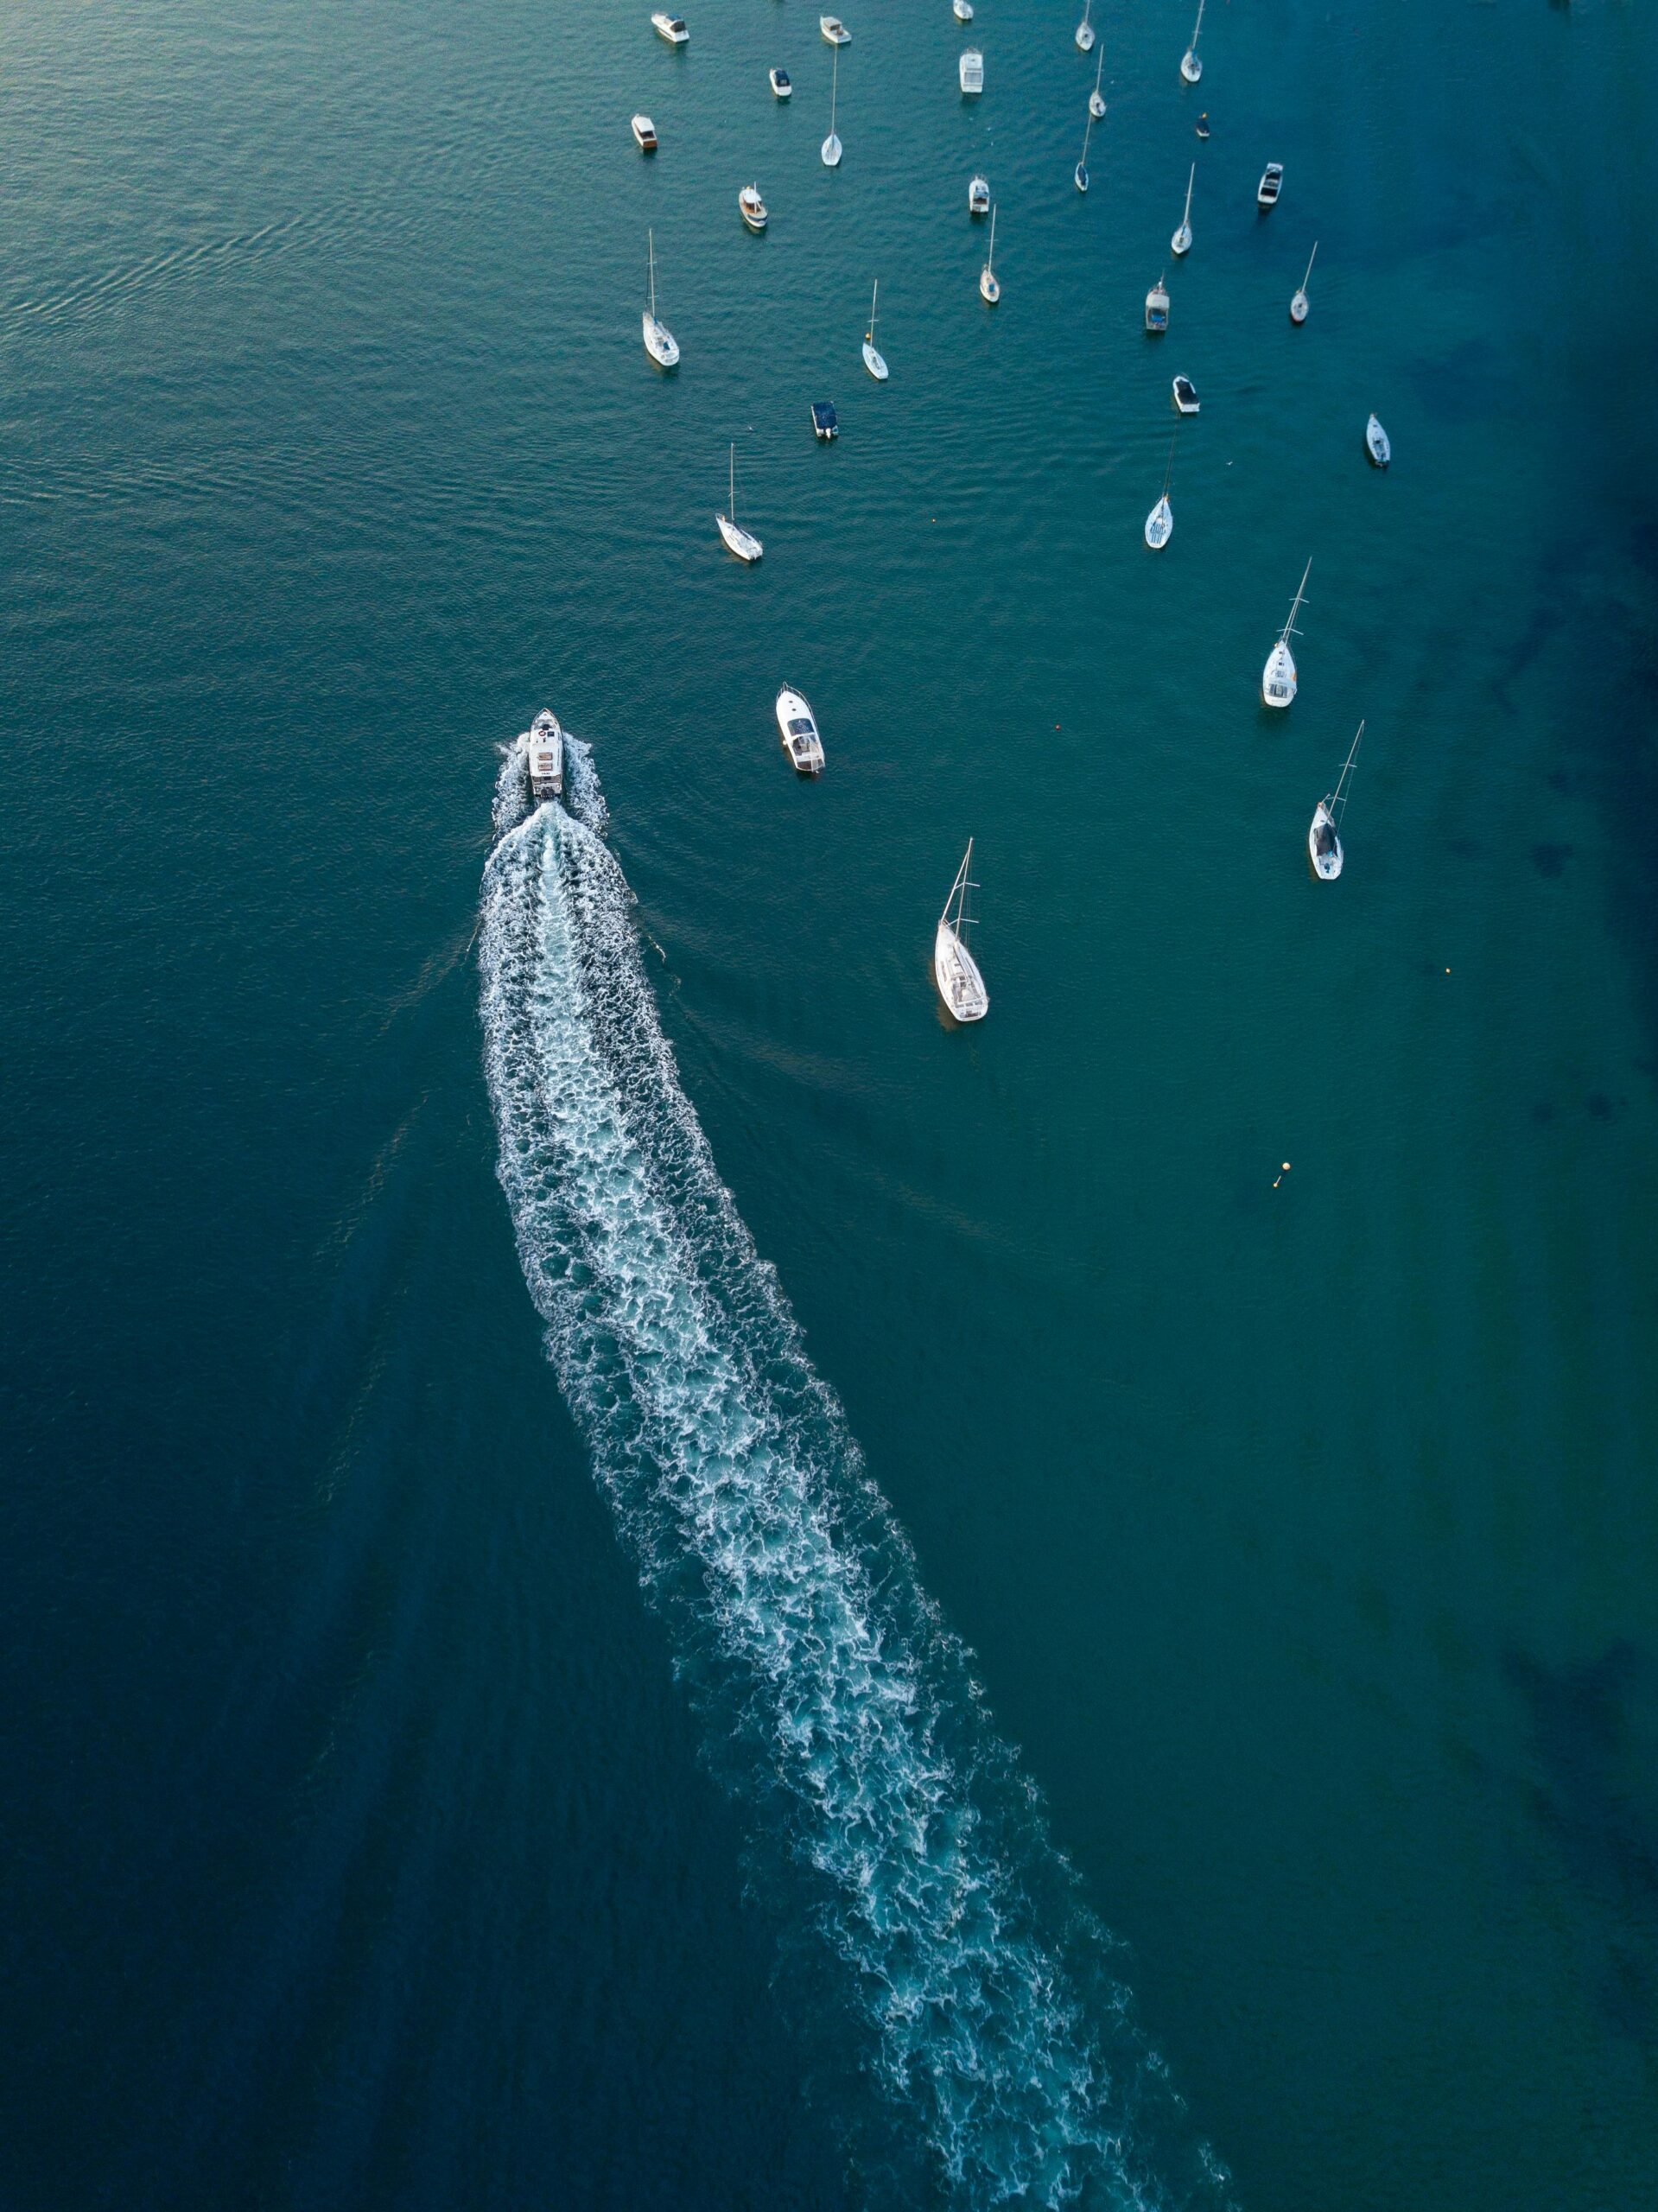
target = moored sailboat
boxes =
[934,842,988,1021]
[1075,3,1095,54]
[980,204,1001,302]
[1089,44,1107,118]
[1144,427,1176,550]
[862,278,888,379]
[1172,162,1196,256]
[1261,559,1311,709]
[1290,241,1317,324]
[716,444,763,563]
[1309,721,1363,878]
[1181,0,1205,84]
[822,44,842,166]
[642,229,680,368]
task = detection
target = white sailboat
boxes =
[1290,242,1317,324]
[1181,0,1205,85]
[1076,105,1094,194]
[862,279,888,379]
[954,0,975,18]
[822,44,842,167]
[642,229,680,368]
[979,203,1000,303]
[1366,413,1392,467]
[1075,3,1096,54]
[1309,721,1363,878]
[1261,560,1311,709]
[1089,44,1107,118]
[1172,162,1195,256]
[1144,428,1176,550]
[934,842,988,1022]
[716,444,762,563]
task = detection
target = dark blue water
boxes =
[4,3,1658,2207]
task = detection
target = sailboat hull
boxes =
[934,923,988,1022]
[1309,803,1343,878]
[1144,497,1172,550]
[862,341,887,380]
[1181,54,1203,85]
[1261,643,1297,709]
[717,515,762,563]
[643,311,679,368]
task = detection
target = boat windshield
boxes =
[788,718,815,737]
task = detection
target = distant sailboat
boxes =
[716,444,763,563]
[980,203,1001,303]
[1181,0,1205,84]
[862,278,888,379]
[1261,560,1311,709]
[642,229,680,369]
[1290,241,1318,324]
[1366,413,1392,467]
[822,45,842,167]
[1172,162,1195,256]
[1089,43,1107,118]
[1309,721,1363,878]
[1076,105,1094,194]
[934,842,988,1022]
[1075,3,1096,54]
[1144,427,1176,550]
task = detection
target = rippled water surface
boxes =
[3,3,1658,2209]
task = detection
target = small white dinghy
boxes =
[1181,0,1205,85]
[1089,45,1107,118]
[528,709,565,802]
[642,229,680,369]
[1172,162,1195,256]
[1366,413,1392,467]
[822,44,842,166]
[861,278,887,379]
[1075,3,1096,54]
[934,842,988,1023]
[716,444,762,564]
[651,12,689,46]
[1290,241,1317,324]
[776,685,825,776]
[1261,559,1311,709]
[1144,428,1176,550]
[769,67,792,99]
[979,204,1001,303]
[969,174,990,216]
[1172,373,1200,416]
[1309,721,1363,879]
[820,14,850,44]
[959,48,984,96]
[739,184,768,232]
[1145,275,1170,333]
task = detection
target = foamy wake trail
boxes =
[480,737,1233,2210]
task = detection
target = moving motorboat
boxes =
[969,173,990,215]
[810,399,838,440]
[631,114,658,152]
[1366,413,1392,467]
[740,183,768,232]
[1089,45,1107,118]
[1261,559,1311,709]
[776,686,825,775]
[1309,721,1363,879]
[1172,373,1199,415]
[821,14,850,43]
[980,204,1001,302]
[528,709,564,802]
[716,443,762,563]
[769,66,792,99]
[959,48,984,95]
[1181,0,1205,84]
[1144,428,1177,550]
[1075,3,1096,54]
[934,842,988,1022]
[1172,162,1195,256]
[862,278,887,379]
[642,229,680,368]
[822,43,842,165]
[1145,275,1170,333]
[651,12,689,45]
[1290,242,1317,324]
[1257,161,1283,208]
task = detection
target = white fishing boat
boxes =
[822,44,842,166]
[979,204,1000,303]
[716,444,763,564]
[1290,242,1317,324]
[769,67,792,99]
[861,279,887,380]
[776,685,825,775]
[651,11,689,45]
[1366,413,1392,467]
[934,842,988,1023]
[1261,559,1311,709]
[1257,161,1284,208]
[1144,429,1176,550]
[954,0,974,20]
[631,114,658,152]
[740,183,768,232]
[1145,275,1170,334]
[1172,373,1200,415]
[1181,0,1205,84]
[969,173,990,216]
[959,48,984,95]
[1172,162,1195,256]
[1076,107,1094,194]
[642,229,680,369]
[1309,721,1363,879]
[1089,45,1107,118]
[528,709,564,801]
[1075,3,1096,54]
[821,14,850,44]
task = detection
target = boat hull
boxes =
[862,341,887,381]
[775,688,824,775]
[1172,223,1191,257]
[740,195,768,232]
[1309,804,1343,878]
[717,515,763,563]
[934,923,988,1022]
[822,132,842,168]
[1261,644,1297,709]
[979,269,1000,303]
[643,312,679,368]
[1366,417,1391,467]
[1290,292,1308,324]
[1145,498,1172,550]
[1181,54,1203,85]
[1089,91,1107,119]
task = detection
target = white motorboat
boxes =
[631,114,658,152]
[740,184,768,232]
[716,444,763,564]
[1261,559,1311,709]
[934,842,988,1022]
[954,0,975,20]
[1172,373,1199,415]
[1144,429,1176,550]
[769,67,792,99]
[810,399,838,441]
[1181,0,1205,84]
[861,278,887,380]
[1145,275,1170,333]
[969,174,990,216]
[1075,3,1096,54]
[651,12,689,46]
[1257,161,1283,208]
[820,14,850,44]
[1075,107,1094,194]
[776,686,825,775]
[1290,242,1317,324]
[959,48,983,95]
[1309,721,1363,879]
[822,44,842,166]
[1089,45,1107,118]
[1172,162,1195,256]
[1366,413,1392,467]
[642,229,680,368]
[979,204,1000,303]
[528,709,564,802]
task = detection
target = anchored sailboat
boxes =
[642,229,680,369]
[1290,241,1318,324]
[716,444,763,564]
[862,279,888,379]
[1181,0,1205,84]
[1089,44,1107,118]
[934,842,988,1022]
[1172,162,1196,256]
[1261,560,1311,709]
[822,45,842,167]
[1075,3,1096,54]
[1145,428,1176,550]
[1076,105,1094,194]
[1309,721,1363,878]
[980,204,1001,303]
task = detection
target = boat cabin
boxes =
[969,175,990,215]
[1145,280,1170,333]
[651,14,689,45]
[769,67,791,97]
[529,710,564,801]
[631,114,657,151]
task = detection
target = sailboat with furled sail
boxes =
[822,44,842,166]
[715,444,762,563]
[934,842,988,1022]
[1309,721,1363,878]
[1076,105,1095,194]
[1144,427,1176,550]
[642,229,679,368]
[862,279,888,379]
[1172,163,1195,256]
[1181,0,1205,84]
[1290,242,1318,324]
[1261,559,1311,709]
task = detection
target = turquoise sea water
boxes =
[4,2,1658,2207]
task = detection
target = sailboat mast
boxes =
[829,47,837,133]
[1333,721,1363,817]
[1183,163,1195,224]
[729,442,735,517]
[1284,558,1312,639]
[648,229,656,319]
[870,277,877,340]
[988,205,995,269]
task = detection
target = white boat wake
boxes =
[479,735,1232,2209]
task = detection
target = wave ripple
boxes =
[479,737,1231,2210]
